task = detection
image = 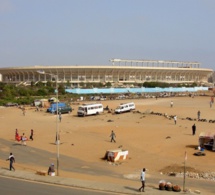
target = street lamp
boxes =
[37,70,60,176]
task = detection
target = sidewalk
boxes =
[0,168,194,195]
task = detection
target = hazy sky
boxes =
[0,0,215,70]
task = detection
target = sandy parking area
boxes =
[0,94,215,186]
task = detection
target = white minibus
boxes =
[77,103,103,116]
[115,102,135,114]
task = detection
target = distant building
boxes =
[0,59,213,87]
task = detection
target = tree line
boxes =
[0,81,198,106]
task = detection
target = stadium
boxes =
[0,59,213,87]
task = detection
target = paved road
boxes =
[0,138,116,176]
[0,176,116,195]
[1,138,215,194]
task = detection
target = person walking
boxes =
[173,115,177,125]
[55,133,60,145]
[170,101,173,108]
[6,153,15,171]
[30,129,34,140]
[139,168,146,192]
[110,130,116,143]
[21,133,27,146]
[22,107,26,116]
[15,128,19,140]
[59,112,62,122]
[210,101,212,108]
[197,110,200,120]
[192,124,196,135]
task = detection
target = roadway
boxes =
[1,138,215,194]
[0,176,116,195]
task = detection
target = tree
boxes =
[2,85,17,99]
[46,81,54,87]
[85,82,93,88]
[30,81,34,87]
[105,82,112,88]
[36,81,44,87]
[37,88,48,96]
[79,82,85,88]
[46,86,55,94]
[18,88,30,96]
[58,84,65,95]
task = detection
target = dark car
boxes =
[55,106,72,114]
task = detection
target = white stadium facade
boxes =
[0,59,213,87]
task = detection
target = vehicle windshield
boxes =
[78,107,84,111]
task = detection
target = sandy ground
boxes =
[0,94,215,187]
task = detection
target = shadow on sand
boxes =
[49,142,64,145]
[186,144,198,149]
[124,186,139,192]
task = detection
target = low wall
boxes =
[65,87,209,94]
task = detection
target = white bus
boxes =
[77,103,103,117]
[115,102,135,114]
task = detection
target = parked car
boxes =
[4,102,18,107]
[55,106,72,114]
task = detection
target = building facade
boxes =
[0,59,213,87]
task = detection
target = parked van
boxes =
[115,102,135,114]
[77,103,103,117]
[47,102,67,113]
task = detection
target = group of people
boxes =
[173,116,197,135]
[15,128,34,145]
[111,129,146,192]
[8,99,210,191]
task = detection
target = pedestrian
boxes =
[197,110,200,120]
[30,129,34,140]
[173,115,177,125]
[15,128,21,141]
[15,128,19,139]
[59,112,62,122]
[48,163,55,176]
[15,128,18,136]
[6,153,15,171]
[170,101,173,108]
[192,124,196,135]
[22,107,26,116]
[21,133,27,146]
[138,168,146,192]
[110,130,116,142]
[210,101,212,108]
[55,133,60,145]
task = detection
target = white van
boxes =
[77,103,103,117]
[115,102,135,114]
